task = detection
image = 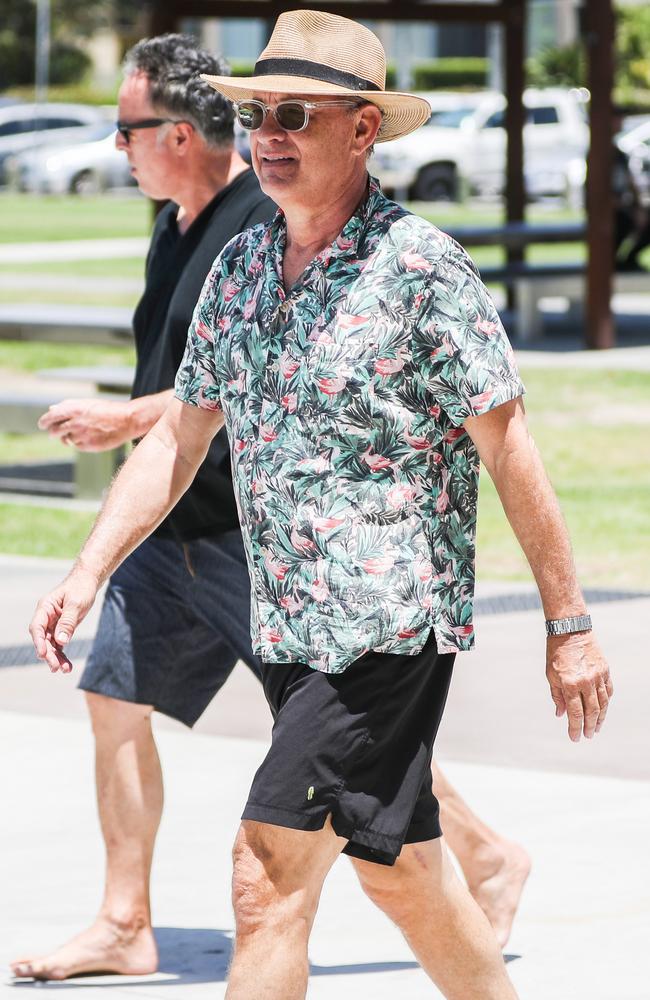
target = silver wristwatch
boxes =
[545,614,592,637]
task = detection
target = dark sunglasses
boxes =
[115,117,189,143]
[233,99,362,133]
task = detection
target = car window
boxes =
[528,106,559,125]
[43,117,88,129]
[429,108,477,128]
[0,119,35,136]
[483,110,504,129]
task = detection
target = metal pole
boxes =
[34,0,51,139]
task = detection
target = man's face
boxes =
[115,71,176,200]
[248,92,367,211]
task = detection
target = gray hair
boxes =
[122,33,234,148]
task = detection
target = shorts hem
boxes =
[77,678,199,729]
[242,801,331,831]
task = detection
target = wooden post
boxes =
[584,0,616,349]
[503,0,526,312]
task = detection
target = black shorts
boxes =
[242,632,455,866]
[79,530,262,727]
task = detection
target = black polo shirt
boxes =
[131,167,275,540]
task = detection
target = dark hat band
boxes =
[253,57,381,93]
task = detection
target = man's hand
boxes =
[29,568,99,673]
[39,398,133,452]
[546,631,613,742]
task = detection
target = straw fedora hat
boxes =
[201,9,431,143]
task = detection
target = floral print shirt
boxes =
[175,177,524,672]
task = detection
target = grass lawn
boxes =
[0,192,150,243]
[0,502,96,559]
[0,341,135,374]
[1,368,648,587]
[475,368,650,590]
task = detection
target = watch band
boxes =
[545,614,592,637]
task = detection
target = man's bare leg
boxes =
[354,837,519,1000]
[226,818,346,1000]
[433,761,531,948]
[11,692,161,980]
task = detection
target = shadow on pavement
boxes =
[8,927,519,988]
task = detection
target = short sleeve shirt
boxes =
[175,177,524,672]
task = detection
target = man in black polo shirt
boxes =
[13,35,274,981]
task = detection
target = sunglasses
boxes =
[115,117,189,143]
[233,99,362,133]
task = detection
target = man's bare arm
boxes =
[38,389,175,452]
[30,398,224,672]
[464,396,613,742]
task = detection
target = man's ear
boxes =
[353,105,382,156]
[173,121,195,155]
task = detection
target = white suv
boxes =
[0,103,109,183]
[373,87,589,202]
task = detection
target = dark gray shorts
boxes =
[242,632,455,866]
[79,530,262,726]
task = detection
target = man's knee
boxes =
[354,840,450,922]
[85,691,154,743]
[230,823,318,938]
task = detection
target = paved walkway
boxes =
[0,556,648,998]
[0,238,149,264]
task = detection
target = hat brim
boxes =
[201,73,431,142]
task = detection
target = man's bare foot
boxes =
[466,841,531,949]
[10,916,158,981]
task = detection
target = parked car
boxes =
[0,102,109,183]
[373,87,590,202]
[617,117,650,204]
[6,126,136,194]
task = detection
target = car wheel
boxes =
[412,164,458,202]
[70,170,102,195]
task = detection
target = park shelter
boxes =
[146,1,617,349]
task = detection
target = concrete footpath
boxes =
[0,556,649,999]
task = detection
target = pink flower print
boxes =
[429,345,448,360]
[361,447,393,471]
[195,319,213,342]
[222,277,239,303]
[414,554,432,582]
[363,554,396,574]
[312,515,345,532]
[308,328,334,344]
[386,484,417,509]
[428,404,441,418]
[444,427,465,443]
[290,527,317,554]
[398,627,419,639]
[336,234,355,252]
[264,552,289,581]
[451,624,474,638]
[430,451,443,465]
[243,283,262,321]
[422,594,434,610]
[469,389,495,412]
[317,374,348,395]
[311,577,330,602]
[263,626,283,644]
[281,393,298,413]
[296,455,330,474]
[234,439,247,454]
[404,429,430,451]
[337,312,370,330]
[414,291,425,309]
[402,250,433,271]
[435,468,450,515]
[280,594,304,616]
[375,350,406,377]
[227,371,246,393]
[477,319,498,336]
[279,351,300,378]
[259,423,278,442]
[198,387,221,411]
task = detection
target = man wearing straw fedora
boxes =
[29,10,612,998]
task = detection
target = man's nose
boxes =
[257,108,286,139]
